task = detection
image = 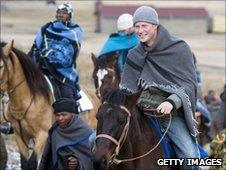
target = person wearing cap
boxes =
[120,6,201,169]
[38,98,94,170]
[98,13,139,74]
[28,2,83,102]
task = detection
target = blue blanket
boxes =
[98,32,139,57]
[32,21,83,92]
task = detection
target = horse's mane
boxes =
[0,42,50,102]
[105,89,126,105]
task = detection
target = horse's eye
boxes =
[106,74,111,78]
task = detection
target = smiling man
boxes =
[38,98,94,170]
[120,6,200,170]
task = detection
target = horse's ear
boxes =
[124,89,142,108]
[91,52,97,67]
[3,40,14,56]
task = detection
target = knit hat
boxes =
[52,98,78,114]
[117,13,133,31]
[133,6,159,25]
[57,2,74,18]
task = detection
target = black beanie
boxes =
[52,98,78,114]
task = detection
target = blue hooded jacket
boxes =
[98,32,139,73]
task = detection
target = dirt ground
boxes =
[0,1,225,169]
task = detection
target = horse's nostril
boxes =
[93,153,108,170]
[101,157,107,165]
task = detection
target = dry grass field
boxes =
[0,1,225,169]
[1,1,225,95]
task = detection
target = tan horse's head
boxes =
[0,40,14,93]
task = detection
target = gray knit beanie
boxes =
[133,6,159,25]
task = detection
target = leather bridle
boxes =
[94,101,172,166]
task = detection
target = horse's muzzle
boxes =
[93,149,109,170]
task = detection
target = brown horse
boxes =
[91,53,120,101]
[0,41,54,169]
[93,89,169,170]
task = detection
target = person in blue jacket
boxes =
[0,2,84,135]
[98,13,139,74]
[28,2,83,102]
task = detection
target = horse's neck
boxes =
[116,70,121,86]
[120,107,154,157]
[100,85,115,103]
[8,56,31,108]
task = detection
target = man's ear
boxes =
[153,24,158,30]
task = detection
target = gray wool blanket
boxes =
[51,115,94,170]
[120,25,198,137]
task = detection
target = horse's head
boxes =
[93,89,141,169]
[0,40,50,101]
[0,41,14,93]
[91,53,118,99]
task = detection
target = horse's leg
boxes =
[14,133,29,159]
[14,133,30,170]
[20,153,37,170]
[33,130,48,165]
[21,151,37,170]
[17,139,38,170]
[16,126,48,170]
[0,133,8,170]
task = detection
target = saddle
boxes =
[44,75,94,113]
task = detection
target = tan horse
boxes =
[0,41,99,169]
[0,41,54,168]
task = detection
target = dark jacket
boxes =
[38,115,94,170]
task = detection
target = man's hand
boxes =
[68,156,78,170]
[157,101,173,114]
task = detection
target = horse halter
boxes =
[95,101,131,165]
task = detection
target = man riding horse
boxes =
[120,6,202,169]
[0,2,87,138]
[28,2,82,103]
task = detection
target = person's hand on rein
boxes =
[68,156,78,170]
[157,101,173,114]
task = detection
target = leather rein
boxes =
[94,101,172,166]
